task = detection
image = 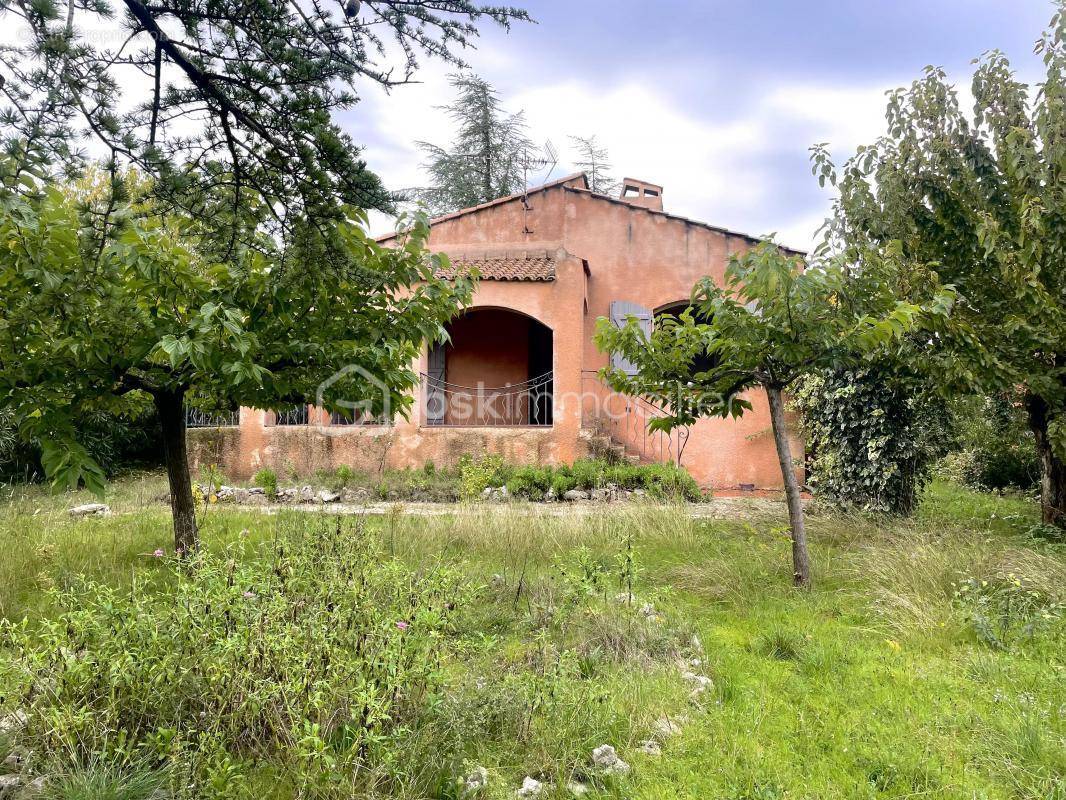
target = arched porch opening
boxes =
[426,307,553,427]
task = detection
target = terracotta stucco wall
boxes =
[191,250,589,480]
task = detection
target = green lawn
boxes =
[0,476,1063,799]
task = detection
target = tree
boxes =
[0,165,473,553]
[595,242,955,587]
[1,1,530,252]
[570,134,618,196]
[417,73,532,215]
[811,3,1066,527]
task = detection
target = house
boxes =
[187,173,803,491]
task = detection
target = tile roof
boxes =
[435,252,556,282]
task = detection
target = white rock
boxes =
[299,485,316,502]
[638,740,662,756]
[317,490,340,503]
[591,744,630,776]
[462,766,488,795]
[563,489,590,501]
[0,711,27,733]
[566,781,591,796]
[652,716,684,740]
[516,776,544,798]
[681,671,713,692]
[638,602,657,618]
[0,775,22,799]
[68,503,110,517]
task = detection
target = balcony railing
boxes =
[423,371,553,427]
[581,371,688,466]
[185,408,239,428]
[274,405,309,426]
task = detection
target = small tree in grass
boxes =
[595,242,956,587]
[0,167,472,553]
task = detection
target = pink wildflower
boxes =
[395,621,409,631]
[153,549,165,558]
[243,591,256,599]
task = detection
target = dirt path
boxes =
[237,497,794,521]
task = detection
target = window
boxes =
[274,405,309,426]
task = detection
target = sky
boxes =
[342,0,1054,250]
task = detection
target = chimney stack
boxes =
[619,178,663,212]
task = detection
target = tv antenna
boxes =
[520,140,558,234]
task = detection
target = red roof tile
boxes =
[435,253,556,282]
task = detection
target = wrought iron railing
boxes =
[422,371,553,427]
[580,371,688,465]
[185,408,239,428]
[274,405,309,426]
[329,409,391,426]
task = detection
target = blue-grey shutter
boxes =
[426,342,446,425]
[609,300,653,376]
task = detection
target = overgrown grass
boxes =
[0,476,1062,798]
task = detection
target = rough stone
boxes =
[0,775,21,799]
[516,776,544,798]
[563,489,590,502]
[68,503,110,517]
[462,766,489,796]
[565,781,590,796]
[591,744,630,776]
[652,716,684,740]
[342,487,372,503]
[589,488,611,502]
[638,740,662,756]
[317,490,341,503]
[299,485,316,503]
[0,711,26,733]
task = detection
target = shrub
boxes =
[505,466,553,500]
[941,395,1039,492]
[252,467,278,499]
[794,365,952,515]
[458,454,509,499]
[0,516,470,794]
[334,464,355,486]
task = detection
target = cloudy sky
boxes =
[342,0,1053,250]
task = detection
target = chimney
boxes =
[619,178,663,212]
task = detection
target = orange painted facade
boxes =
[188,174,803,490]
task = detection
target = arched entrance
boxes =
[426,308,553,427]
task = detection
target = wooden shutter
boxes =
[426,342,446,425]
[609,300,653,376]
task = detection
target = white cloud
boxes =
[354,64,900,251]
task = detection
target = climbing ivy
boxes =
[794,365,952,515]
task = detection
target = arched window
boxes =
[654,301,719,378]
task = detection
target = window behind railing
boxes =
[185,407,239,428]
[274,405,309,426]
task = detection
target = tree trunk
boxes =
[766,384,811,588]
[1025,393,1066,528]
[155,388,199,554]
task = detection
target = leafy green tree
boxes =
[1,0,530,251]
[810,4,1066,526]
[417,73,532,215]
[595,242,955,587]
[0,167,473,553]
[793,363,952,515]
[570,134,619,196]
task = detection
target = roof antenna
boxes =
[520,140,558,234]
